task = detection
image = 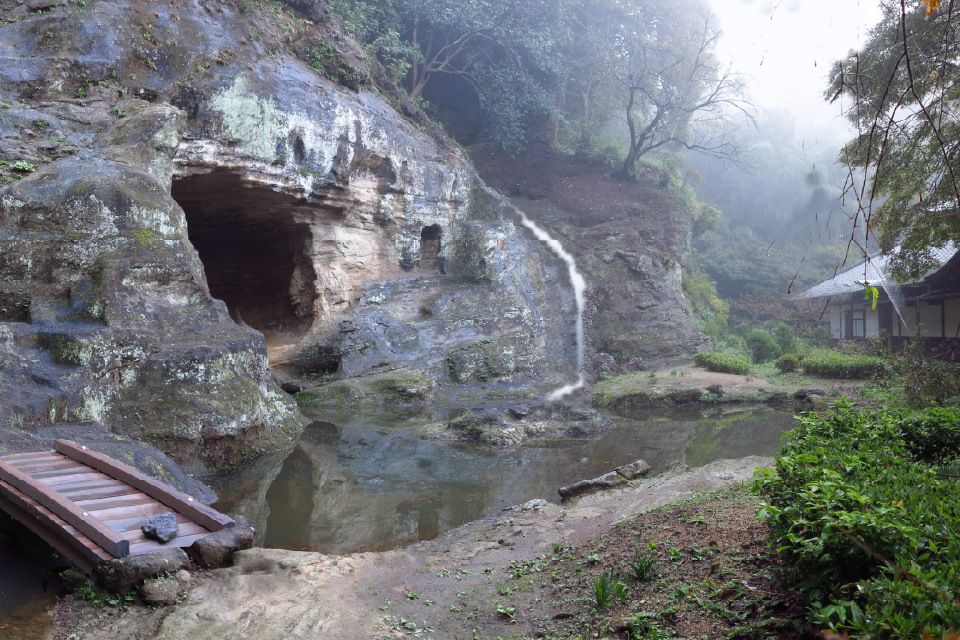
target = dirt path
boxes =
[59,456,772,640]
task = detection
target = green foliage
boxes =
[827,3,960,280]
[873,339,960,407]
[593,571,625,609]
[693,351,750,375]
[804,326,832,349]
[328,0,557,151]
[681,267,729,342]
[773,353,799,373]
[299,40,367,90]
[800,349,886,380]
[743,329,781,363]
[771,322,797,354]
[691,202,721,238]
[754,402,960,638]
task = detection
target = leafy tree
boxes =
[609,0,753,178]
[328,0,559,150]
[827,0,960,281]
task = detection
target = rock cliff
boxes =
[0,0,575,472]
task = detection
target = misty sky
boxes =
[710,0,882,145]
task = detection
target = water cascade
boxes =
[511,206,587,400]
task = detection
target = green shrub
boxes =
[800,349,886,379]
[772,322,797,354]
[693,351,751,375]
[754,402,960,638]
[804,326,833,349]
[774,353,800,373]
[743,329,781,363]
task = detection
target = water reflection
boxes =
[209,406,795,554]
[0,525,67,640]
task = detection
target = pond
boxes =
[206,405,796,554]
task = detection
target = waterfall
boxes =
[511,206,587,401]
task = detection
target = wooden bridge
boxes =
[0,439,234,573]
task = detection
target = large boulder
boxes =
[94,548,190,595]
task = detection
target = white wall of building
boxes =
[917,302,943,337]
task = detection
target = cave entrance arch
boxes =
[171,170,317,366]
[420,225,441,271]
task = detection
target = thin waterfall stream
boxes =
[510,206,587,400]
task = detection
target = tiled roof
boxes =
[802,243,958,299]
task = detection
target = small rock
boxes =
[141,512,179,543]
[615,459,651,480]
[140,577,181,606]
[794,387,826,399]
[507,405,530,419]
[27,0,61,10]
[95,548,190,595]
[173,569,192,589]
[188,516,255,568]
[521,498,548,511]
[511,526,523,536]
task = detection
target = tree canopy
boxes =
[325,0,750,161]
[827,0,960,281]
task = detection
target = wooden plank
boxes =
[0,451,59,463]
[106,512,191,533]
[73,493,156,511]
[55,440,234,532]
[128,532,209,555]
[59,485,138,502]
[30,466,95,480]
[39,470,109,486]
[5,453,65,466]
[89,501,170,522]
[0,459,128,558]
[0,480,109,572]
[51,477,125,493]
[17,459,83,474]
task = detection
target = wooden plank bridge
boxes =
[0,439,234,573]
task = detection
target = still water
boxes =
[207,405,797,554]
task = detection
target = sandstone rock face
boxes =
[0,0,574,471]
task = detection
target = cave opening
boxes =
[171,170,317,363]
[420,224,442,271]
